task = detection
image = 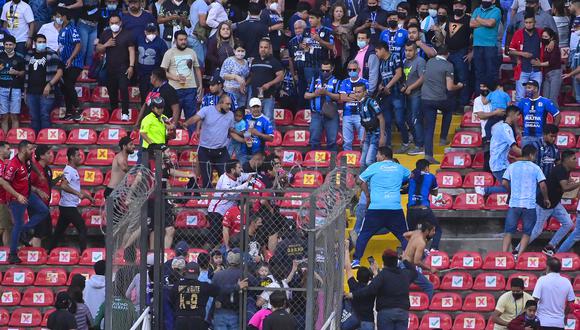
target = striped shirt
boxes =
[24,49,63,96]
[532,139,559,177]
[58,23,82,68]
[288,35,307,71]
[201,92,238,111]
[378,53,402,90]
[303,26,334,69]
[358,96,381,132]
[73,303,93,330]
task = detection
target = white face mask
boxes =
[110,24,120,32]
[235,51,246,59]
[146,34,156,41]
[174,0,183,5]
[428,9,437,17]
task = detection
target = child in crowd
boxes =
[483,81,512,137]
[507,300,540,330]
[230,107,248,162]
[256,262,273,287]
[210,250,224,274]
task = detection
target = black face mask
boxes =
[481,2,492,9]
[453,8,464,16]
[481,89,490,96]
[512,292,524,300]
[367,5,377,11]
[541,38,550,45]
[397,12,407,19]
[437,15,447,23]
[388,20,398,28]
[419,11,428,19]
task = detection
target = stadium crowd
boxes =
[0,0,577,328]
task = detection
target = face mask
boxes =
[512,292,524,300]
[481,89,490,96]
[235,50,245,59]
[541,38,550,45]
[110,24,120,32]
[437,15,447,23]
[419,11,428,19]
[36,42,47,51]
[367,5,377,11]
[525,90,534,98]
[106,4,117,10]
[388,20,398,28]
[453,8,465,16]
[55,17,64,25]
[357,40,367,49]
[349,71,358,79]
[428,9,437,17]
[5,48,14,56]
[481,1,492,9]
[321,71,332,80]
[146,34,156,42]
[174,0,183,5]
[397,12,407,19]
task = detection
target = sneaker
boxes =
[439,139,449,146]
[474,186,486,196]
[63,113,75,120]
[407,147,425,156]
[395,143,411,154]
[425,156,440,165]
[8,253,21,264]
[512,249,519,262]
[72,112,82,121]
[19,230,31,247]
[542,245,556,257]
[351,259,360,269]
[121,114,130,121]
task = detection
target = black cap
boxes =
[151,96,165,108]
[452,0,467,4]
[526,0,539,3]
[145,23,157,32]
[209,75,224,85]
[522,80,540,88]
[183,262,200,279]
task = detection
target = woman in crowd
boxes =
[551,0,570,48]
[206,21,235,76]
[533,28,562,105]
[330,2,354,77]
[220,41,250,106]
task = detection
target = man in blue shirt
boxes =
[288,1,311,37]
[355,82,386,169]
[352,146,411,268]
[531,124,559,177]
[304,9,334,95]
[517,80,560,147]
[137,23,168,104]
[201,75,238,111]
[470,0,502,95]
[502,144,549,256]
[339,61,368,151]
[379,11,408,60]
[240,98,274,162]
[57,8,83,121]
[304,60,340,151]
[123,0,156,40]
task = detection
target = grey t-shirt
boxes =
[198,105,234,149]
[421,56,454,101]
[404,56,426,97]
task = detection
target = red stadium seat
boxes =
[565,314,578,330]
[1,268,35,286]
[91,86,111,103]
[17,247,47,265]
[47,247,80,265]
[454,193,484,210]
[35,128,66,144]
[0,308,8,326]
[278,192,310,209]
[266,130,282,147]
[34,267,67,286]
[556,131,576,148]
[188,131,199,146]
[274,108,293,126]
[303,150,331,167]
[8,307,42,327]
[97,128,128,145]
[185,195,211,208]
[168,129,190,146]
[559,111,580,128]
[451,131,482,147]
[419,312,452,330]
[453,313,486,330]
[85,148,115,166]
[473,272,506,291]
[439,272,473,290]
[485,193,509,210]
[450,251,483,270]
[291,170,323,188]
[472,151,485,169]
[409,292,430,311]
[336,150,361,167]
[78,168,104,186]
[79,248,105,265]
[67,267,95,285]
[562,198,578,211]
[6,128,36,144]
[461,111,481,128]
[426,251,450,270]
[280,150,303,166]
[463,171,494,188]
[0,287,21,306]
[83,209,106,228]
[409,313,419,330]
[109,108,139,125]
[77,68,95,83]
[178,150,198,167]
[282,130,310,147]
[79,107,110,124]
[50,189,61,206]
[76,86,90,102]
[436,172,463,188]
[128,86,140,103]
[481,252,515,270]
[20,288,54,307]
[410,273,440,291]
[54,148,85,166]
[462,293,495,312]
[441,152,472,169]
[430,293,462,311]
[328,172,356,188]
[0,129,6,142]
[554,253,580,271]
[175,210,209,229]
[430,193,453,210]
[168,171,194,187]
[515,252,547,271]
[66,128,98,145]
[79,189,93,207]
[93,189,105,207]
[506,273,537,290]
[186,248,208,263]
[293,109,311,126]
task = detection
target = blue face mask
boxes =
[357,40,367,49]
[36,42,47,52]
[107,4,117,10]
[349,71,358,79]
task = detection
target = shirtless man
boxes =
[401,221,437,299]
[105,136,136,199]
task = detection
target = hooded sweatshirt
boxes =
[83,275,106,319]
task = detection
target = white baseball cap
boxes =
[249,97,262,107]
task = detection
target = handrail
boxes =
[129,306,150,330]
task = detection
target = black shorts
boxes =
[104,187,114,199]
[406,207,438,230]
[147,199,175,230]
[33,212,52,238]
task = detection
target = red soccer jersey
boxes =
[4,156,30,202]
[222,206,241,236]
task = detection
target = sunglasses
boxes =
[348,68,358,72]
[321,69,332,73]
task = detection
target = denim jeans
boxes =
[377,308,409,330]
[9,194,50,254]
[354,209,409,260]
[484,169,508,195]
[422,99,452,157]
[0,87,22,114]
[213,309,238,330]
[343,115,364,151]
[406,93,423,147]
[188,35,206,70]
[558,211,580,252]
[529,204,573,247]
[26,94,54,133]
[473,46,499,95]
[380,91,408,146]
[361,130,380,170]
[227,89,246,110]
[574,77,580,103]
[309,110,339,151]
[176,88,198,135]
[261,97,276,130]
[399,261,434,299]
[360,321,375,330]
[505,207,536,235]
[516,71,543,102]
[521,135,542,148]
[77,21,97,67]
[448,47,470,112]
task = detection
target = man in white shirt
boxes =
[37,14,62,52]
[1,0,35,54]
[48,147,94,252]
[532,258,575,329]
[474,82,504,141]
